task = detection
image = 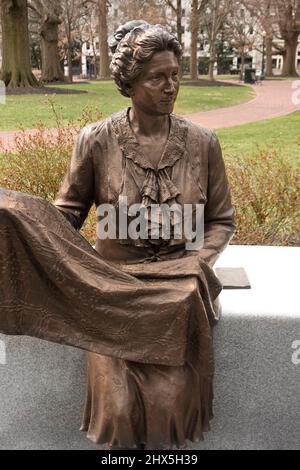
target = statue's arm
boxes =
[53,126,95,230]
[198,132,236,267]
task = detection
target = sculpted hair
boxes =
[110,24,182,98]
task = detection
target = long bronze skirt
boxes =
[81,345,214,450]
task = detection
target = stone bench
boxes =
[0,245,299,450]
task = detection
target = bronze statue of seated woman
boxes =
[0,21,235,450]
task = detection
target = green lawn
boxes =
[265,76,300,80]
[217,111,300,165]
[200,74,240,81]
[0,80,253,131]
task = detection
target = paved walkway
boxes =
[185,79,300,129]
[0,80,299,151]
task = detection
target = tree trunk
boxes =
[40,15,64,83]
[208,38,216,81]
[176,0,184,77]
[0,0,38,88]
[190,0,199,80]
[282,33,299,77]
[67,38,73,83]
[78,52,83,76]
[98,0,110,78]
[239,49,245,81]
[265,36,273,77]
[208,58,215,81]
[176,0,182,48]
[208,2,217,81]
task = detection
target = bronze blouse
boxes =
[54,108,235,266]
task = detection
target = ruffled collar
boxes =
[111,109,189,247]
[111,108,188,172]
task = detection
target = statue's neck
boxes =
[128,106,170,139]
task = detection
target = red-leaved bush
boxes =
[226,150,299,246]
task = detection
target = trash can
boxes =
[244,68,256,84]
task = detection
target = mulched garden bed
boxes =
[5,86,87,95]
[181,79,243,87]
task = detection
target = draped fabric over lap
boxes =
[0,189,221,367]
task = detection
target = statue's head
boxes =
[109,21,182,115]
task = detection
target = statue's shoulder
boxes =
[80,108,128,143]
[171,113,214,144]
[79,117,109,140]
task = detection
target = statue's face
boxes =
[129,50,180,115]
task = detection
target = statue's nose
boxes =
[164,78,175,94]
